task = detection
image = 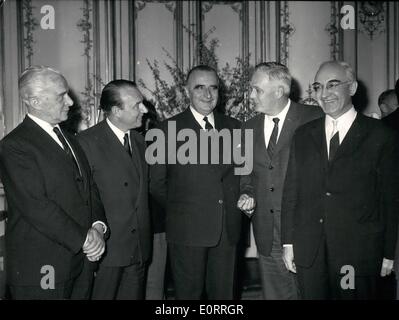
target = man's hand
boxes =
[283,245,297,273]
[380,258,394,277]
[237,194,256,217]
[83,227,105,262]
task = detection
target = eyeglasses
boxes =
[312,80,352,93]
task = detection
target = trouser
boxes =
[145,232,167,300]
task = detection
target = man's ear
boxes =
[26,97,41,110]
[275,86,284,99]
[110,105,121,117]
[349,80,358,96]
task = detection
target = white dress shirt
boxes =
[264,99,291,149]
[325,106,357,158]
[190,106,215,130]
[106,118,131,150]
[27,113,107,235]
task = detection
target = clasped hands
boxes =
[82,225,105,262]
[237,193,256,217]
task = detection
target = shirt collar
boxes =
[325,105,357,129]
[265,99,291,123]
[106,118,129,144]
[189,106,215,130]
[27,113,56,133]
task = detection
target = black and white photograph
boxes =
[0,0,399,312]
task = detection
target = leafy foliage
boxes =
[138,28,257,122]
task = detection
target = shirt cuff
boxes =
[283,244,293,248]
[92,221,107,234]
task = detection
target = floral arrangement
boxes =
[138,27,257,122]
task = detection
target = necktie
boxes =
[329,120,339,161]
[53,127,81,176]
[203,116,214,131]
[123,133,132,157]
[267,117,279,159]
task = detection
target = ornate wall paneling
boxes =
[356,1,390,114]
[387,1,399,89]
[252,1,278,65]
[2,0,24,134]
[200,1,247,67]
[0,1,5,138]
[285,1,331,102]
[134,1,181,96]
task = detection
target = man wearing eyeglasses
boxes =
[281,60,399,299]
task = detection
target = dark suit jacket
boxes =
[382,108,399,132]
[78,120,151,267]
[240,102,323,256]
[281,113,399,276]
[150,108,242,247]
[0,116,106,286]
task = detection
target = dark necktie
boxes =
[267,117,279,159]
[203,116,213,131]
[53,127,81,176]
[329,121,339,161]
[123,133,132,157]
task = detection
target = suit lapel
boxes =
[310,117,329,170]
[332,113,367,162]
[253,114,270,164]
[101,120,140,181]
[129,131,144,209]
[273,102,300,156]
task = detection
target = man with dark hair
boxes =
[150,65,242,299]
[378,89,398,119]
[382,80,399,132]
[78,79,151,299]
[0,66,107,299]
[282,61,399,299]
[238,62,322,300]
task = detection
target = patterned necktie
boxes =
[53,126,81,176]
[267,117,280,159]
[329,120,339,161]
[203,116,214,130]
[123,133,132,157]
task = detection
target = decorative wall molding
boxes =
[21,0,38,67]
[77,0,95,127]
[279,1,295,66]
[0,5,5,138]
[358,1,386,40]
[325,1,343,60]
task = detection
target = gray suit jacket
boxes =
[240,101,323,256]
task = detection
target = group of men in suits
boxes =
[0,59,398,300]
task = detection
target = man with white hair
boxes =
[281,60,399,299]
[238,62,322,299]
[0,66,107,299]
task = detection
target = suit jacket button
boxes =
[124,182,128,186]
[270,209,274,213]
[326,192,331,196]
[270,187,274,192]
[131,228,136,233]
[269,165,273,170]
[319,218,324,223]
[218,199,223,204]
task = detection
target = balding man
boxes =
[281,61,399,299]
[150,65,242,299]
[238,62,322,299]
[78,80,151,300]
[0,66,107,299]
